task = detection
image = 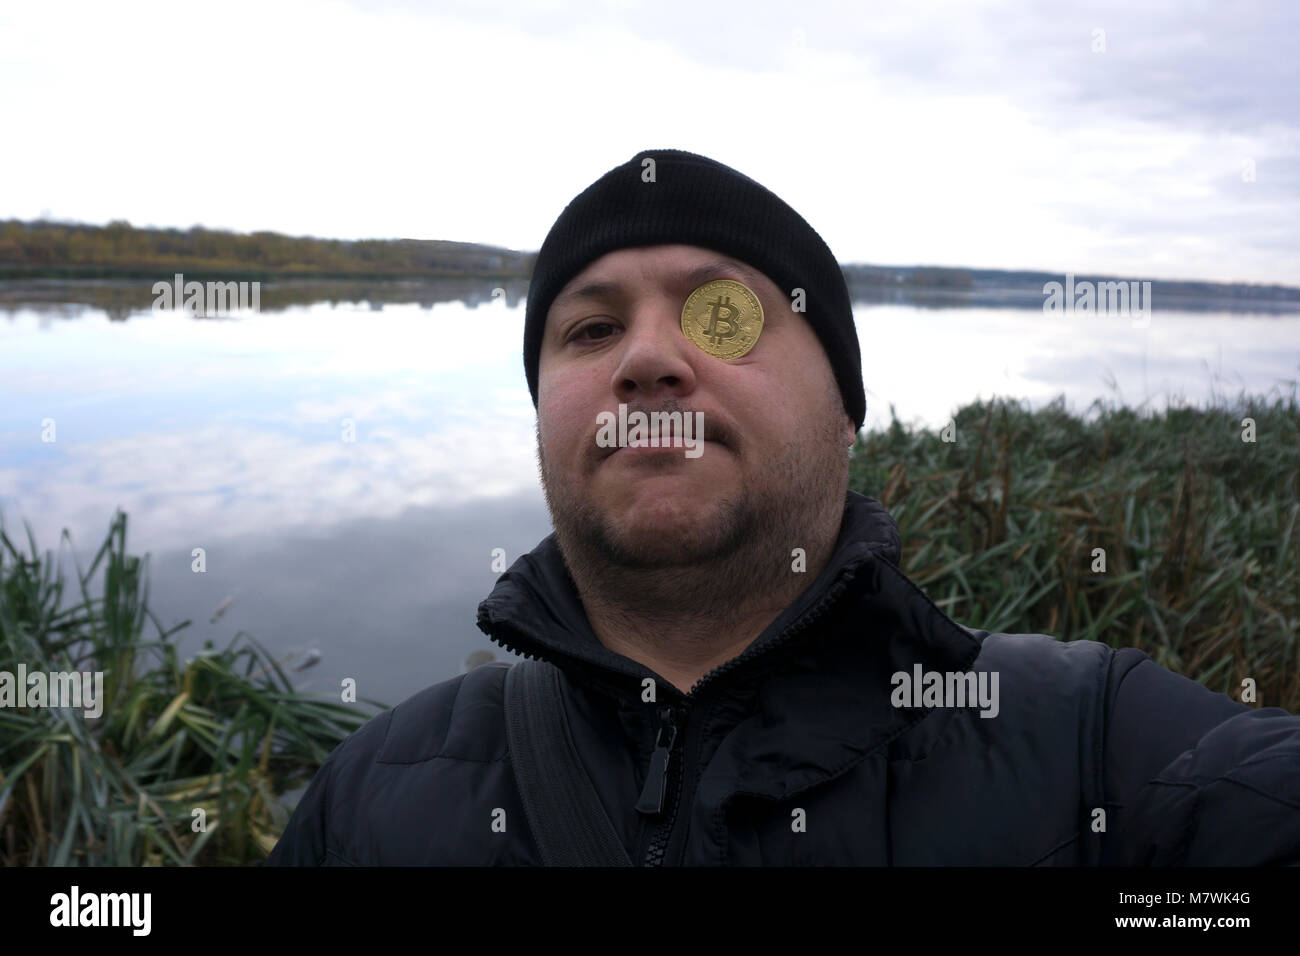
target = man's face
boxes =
[536,243,856,573]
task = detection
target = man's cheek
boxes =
[538,408,586,460]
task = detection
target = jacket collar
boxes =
[476,491,966,689]
[476,490,983,797]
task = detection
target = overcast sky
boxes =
[2,0,1296,284]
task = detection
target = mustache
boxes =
[592,401,739,458]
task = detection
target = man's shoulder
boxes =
[958,626,1249,717]
[332,661,511,772]
[960,626,1115,689]
[268,662,522,866]
[962,626,1251,717]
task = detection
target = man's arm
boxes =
[1103,648,1300,865]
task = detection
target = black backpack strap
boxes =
[503,659,633,866]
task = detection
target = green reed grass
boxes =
[0,511,379,866]
[851,392,1300,713]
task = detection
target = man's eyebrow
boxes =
[550,258,763,312]
[681,258,763,289]
[551,279,621,311]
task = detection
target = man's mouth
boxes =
[606,436,721,457]
[593,409,730,460]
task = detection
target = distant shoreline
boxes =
[0,265,527,281]
[2,218,1298,309]
[4,276,1297,320]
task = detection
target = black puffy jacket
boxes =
[266,492,1300,866]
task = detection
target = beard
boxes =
[535,406,850,623]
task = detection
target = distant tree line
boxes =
[0,219,536,280]
[3,219,1296,306]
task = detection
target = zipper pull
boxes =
[635,706,678,816]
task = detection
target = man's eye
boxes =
[570,321,618,343]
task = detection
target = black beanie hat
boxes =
[523,148,865,431]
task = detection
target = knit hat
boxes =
[523,148,865,431]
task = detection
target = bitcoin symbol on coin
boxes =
[681,279,764,359]
[703,295,740,345]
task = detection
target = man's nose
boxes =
[610,304,698,402]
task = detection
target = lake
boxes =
[1,282,1297,708]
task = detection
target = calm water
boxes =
[2,287,1297,707]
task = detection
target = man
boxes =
[267,148,1300,866]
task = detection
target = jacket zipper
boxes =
[482,554,866,867]
[631,563,863,867]
[635,705,679,814]
[636,703,684,866]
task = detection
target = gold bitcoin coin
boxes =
[680,279,764,359]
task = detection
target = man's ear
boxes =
[842,412,857,449]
